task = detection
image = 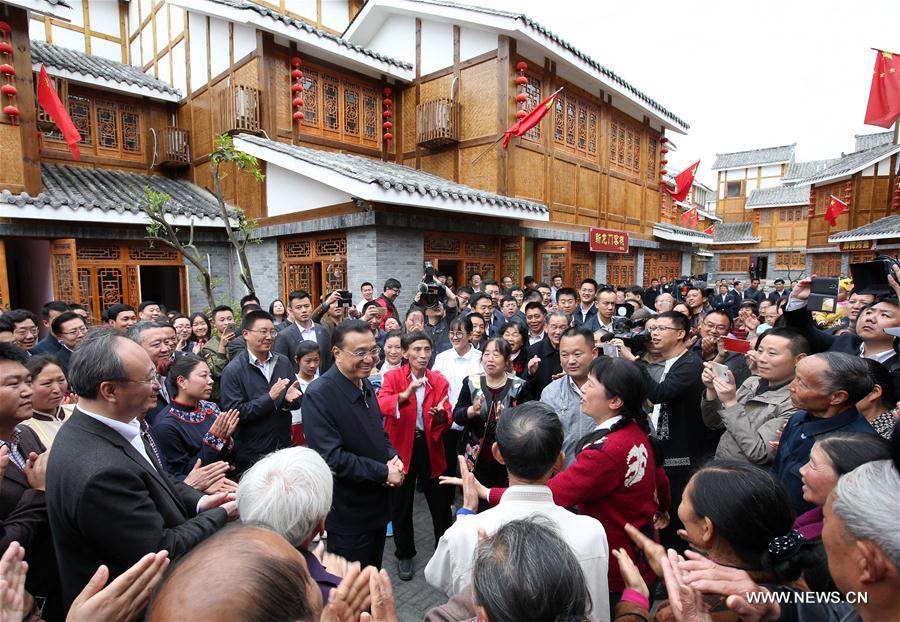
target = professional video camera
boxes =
[849,256,900,296]
[417,261,446,308]
[671,273,709,301]
[600,316,651,356]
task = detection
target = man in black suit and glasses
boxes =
[46,328,236,610]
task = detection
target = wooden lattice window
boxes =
[323,76,339,131]
[41,90,143,162]
[296,63,379,148]
[343,82,359,135]
[776,252,805,270]
[77,243,121,260]
[554,98,564,143]
[69,96,92,145]
[282,240,312,258]
[425,237,461,254]
[647,137,658,183]
[522,73,541,141]
[121,107,141,153]
[363,88,377,140]
[553,90,598,160]
[588,111,597,155]
[609,114,641,176]
[720,255,749,273]
[565,100,576,147]
[759,210,772,225]
[779,207,804,222]
[302,71,319,126]
[812,254,841,277]
[315,237,347,256]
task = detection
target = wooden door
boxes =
[570,243,594,285]
[643,250,682,286]
[536,241,569,285]
[0,240,9,311]
[606,250,637,286]
[812,254,842,278]
[49,239,80,306]
[501,237,525,286]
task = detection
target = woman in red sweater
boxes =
[475,357,670,603]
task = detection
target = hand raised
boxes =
[183,460,230,491]
[66,551,170,622]
[268,377,290,401]
[284,380,302,402]
[611,548,649,599]
[527,356,541,375]
[24,451,48,492]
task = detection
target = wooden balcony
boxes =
[158,126,190,168]
[218,83,261,135]
[416,98,459,149]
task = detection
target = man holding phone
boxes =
[200,305,237,402]
[274,290,334,375]
[691,309,751,388]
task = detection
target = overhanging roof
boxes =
[344,0,688,133]
[828,214,900,244]
[745,184,809,209]
[234,134,549,220]
[711,144,795,171]
[3,0,71,18]
[801,142,900,187]
[711,222,761,245]
[652,222,712,244]
[171,0,413,81]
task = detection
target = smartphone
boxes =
[807,277,839,313]
[223,323,236,337]
[722,337,751,354]
[601,344,620,358]
[338,290,353,308]
[711,362,730,382]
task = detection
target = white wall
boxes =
[233,23,256,61]
[172,40,188,95]
[419,19,453,75]
[88,1,120,36]
[459,26,496,62]
[91,37,122,62]
[158,52,171,84]
[128,0,141,38]
[321,0,350,32]
[266,165,351,216]
[29,19,46,42]
[761,164,782,177]
[367,14,416,70]
[170,5,185,38]
[725,168,746,181]
[862,164,876,177]
[209,18,230,79]
[758,176,780,189]
[189,13,209,91]
[285,0,318,23]
[50,25,86,52]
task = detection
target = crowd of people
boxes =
[0,264,899,622]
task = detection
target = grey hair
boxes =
[472,517,590,622]
[832,460,900,567]
[236,447,333,547]
[127,320,165,344]
[814,352,874,404]
[546,311,570,324]
[67,327,128,399]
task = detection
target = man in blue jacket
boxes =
[772,352,875,515]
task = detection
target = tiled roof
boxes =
[711,144,795,170]
[800,142,900,186]
[854,132,893,152]
[397,0,687,129]
[652,222,713,243]
[745,184,810,209]
[782,159,839,182]
[206,0,411,70]
[236,134,548,214]
[30,40,181,98]
[828,215,900,243]
[0,164,222,219]
[712,222,761,244]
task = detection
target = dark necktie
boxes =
[139,420,165,471]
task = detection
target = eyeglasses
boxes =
[648,326,681,333]
[120,375,161,387]
[14,327,39,336]
[59,326,88,336]
[448,331,468,338]
[339,347,380,360]
[702,322,730,333]
[247,329,277,337]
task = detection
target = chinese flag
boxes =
[662,160,700,202]
[703,224,716,235]
[681,207,698,227]
[824,195,847,227]
[502,87,563,148]
[864,50,900,128]
[37,65,81,160]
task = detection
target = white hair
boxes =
[236,447,333,547]
[832,460,900,568]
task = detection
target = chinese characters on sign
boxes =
[838,240,873,251]
[589,228,629,254]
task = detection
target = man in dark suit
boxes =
[127,321,174,425]
[274,290,333,374]
[526,311,569,397]
[31,312,87,377]
[744,278,765,304]
[46,329,235,611]
[713,284,738,319]
[768,279,788,305]
[783,276,900,371]
[303,320,403,569]
[222,310,301,476]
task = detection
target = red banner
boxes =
[590,228,629,253]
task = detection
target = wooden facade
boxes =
[280,234,348,306]
[807,167,896,249]
[534,241,593,286]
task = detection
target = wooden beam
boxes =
[496,35,511,195]
[8,8,41,195]
[414,18,421,169]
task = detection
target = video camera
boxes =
[600,316,651,356]
[417,261,445,308]
[849,256,900,297]
[671,274,709,301]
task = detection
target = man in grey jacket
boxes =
[699,328,810,465]
[539,326,598,466]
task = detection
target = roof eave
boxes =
[34,63,182,102]
[171,0,414,82]
[710,238,762,246]
[805,145,900,187]
[710,159,791,172]
[652,225,712,244]
[3,0,72,18]
[745,201,807,210]
[0,199,226,228]
[828,231,900,244]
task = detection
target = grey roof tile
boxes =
[237,133,548,214]
[828,214,900,242]
[208,0,411,70]
[745,184,810,209]
[854,132,893,152]
[398,0,687,129]
[782,159,839,182]
[800,142,900,185]
[0,164,222,219]
[711,144,795,170]
[652,221,713,241]
[31,40,181,98]
[712,222,760,244]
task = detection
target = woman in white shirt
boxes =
[290,340,320,446]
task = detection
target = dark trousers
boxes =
[660,465,692,553]
[390,432,452,560]
[327,527,387,569]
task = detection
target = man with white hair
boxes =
[236,446,341,604]
[654,293,675,314]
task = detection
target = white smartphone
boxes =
[711,362,730,381]
[601,344,620,358]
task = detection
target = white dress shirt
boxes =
[424,485,610,621]
[296,320,317,344]
[528,330,546,345]
[249,350,276,382]
[433,346,484,431]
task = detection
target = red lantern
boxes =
[293,111,304,121]
[515,76,527,85]
[383,86,392,96]
[292,83,302,92]
[0,22,10,33]
[3,105,18,116]
[0,84,15,97]
[291,57,302,67]
[383,121,393,129]
[383,110,392,118]
[659,169,668,176]
[293,97,304,107]
[515,109,527,119]
[292,69,302,79]
[0,64,15,76]
[516,61,527,71]
[660,148,669,154]
[383,132,393,141]
[0,42,12,55]
[659,159,668,165]
[660,137,669,143]
[382,98,392,107]
[515,93,527,103]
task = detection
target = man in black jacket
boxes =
[31,312,87,377]
[303,320,403,569]
[744,278,765,304]
[526,311,569,397]
[46,329,235,611]
[221,310,301,476]
[274,290,333,374]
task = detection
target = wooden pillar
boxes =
[7,6,41,195]
[496,36,513,195]
[0,239,10,311]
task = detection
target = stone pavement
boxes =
[381,492,453,621]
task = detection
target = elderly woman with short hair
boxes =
[236,446,341,603]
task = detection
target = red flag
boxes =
[824,195,847,227]
[36,65,81,160]
[689,207,699,227]
[703,224,716,235]
[864,50,900,128]
[662,160,700,203]
[680,207,698,227]
[502,87,563,148]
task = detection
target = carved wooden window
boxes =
[97,102,118,149]
[302,70,319,126]
[523,73,541,141]
[609,114,641,177]
[295,63,379,149]
[121,107,141,153]
[343,82,359,135]
[363,88,377,140]
[69,96,92,145]
[323,76,339,131]
[720,255,750,273]
[554,98,564,143]
[565,100,576,146]
[779,207,803,222]
[775,252,805,270]
[588,111,597,155]
[812,254,841,277]
[577,105,587,150]
[647,137,658,182]
[759,209,772,225]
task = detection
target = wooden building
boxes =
[1,0,699,315]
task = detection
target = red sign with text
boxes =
[589,228,629,253]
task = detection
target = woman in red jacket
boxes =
[468,357,670,607]
[377,330,452,581]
